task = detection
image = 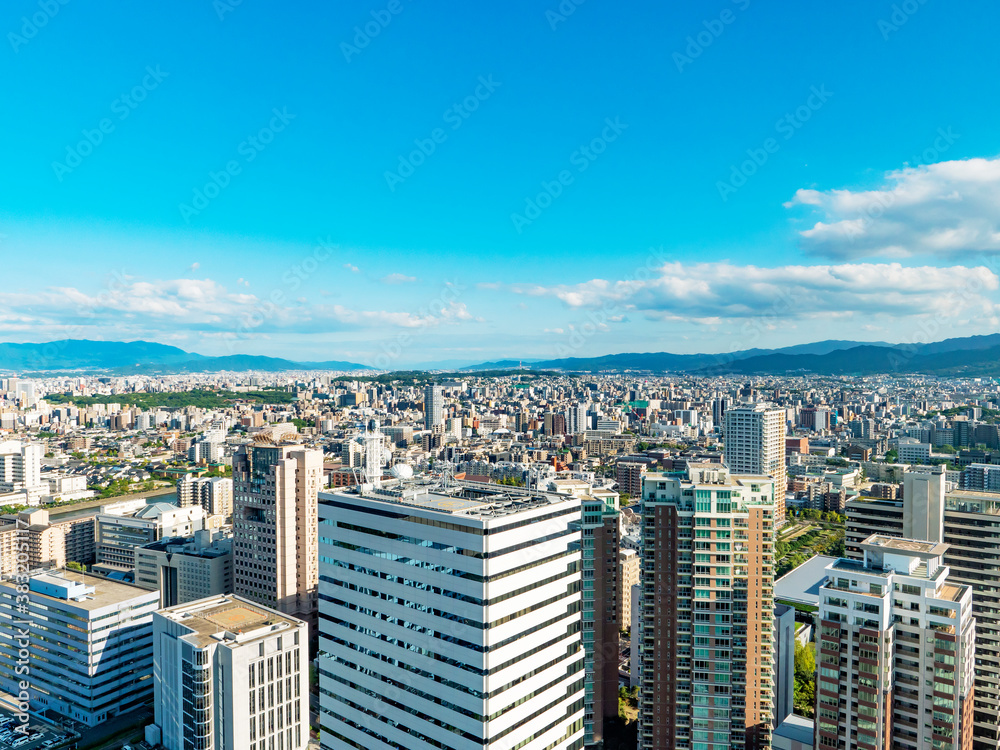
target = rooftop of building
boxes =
[139,534,230,557]
[1,568,156,611]
[322,476,576,518]
[158,594,305,648]
[774,555,839,606]
[863,534,948,556]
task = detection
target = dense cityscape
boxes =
[5,1,998,748]
[0,366,998,749]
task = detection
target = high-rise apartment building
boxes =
[0,569,157,726]
[316,477,585,750]
[616,460,648,499]
[815,535,976,750]
[580,491,620,745]
[566,403,589,435]
[619,547,641,627]
[724,403,787,525]
[638,463,776,750]
[150,594,309,750]
[232,436,322,634]
[424,383,444,429]
[0,509,65,574]
[177,475,234,521]
[845,471,1000,750]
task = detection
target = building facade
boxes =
[135,529,233,607]
[815,536,976,750]
[0,569,157,726]
[845,475,1000,750]
[724,404,787,525]
[232,438,322,633]
[151,594,309,750]
[317,477,585,750]
[638,464,777,750]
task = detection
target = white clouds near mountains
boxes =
[788,157,1000,260]
[0,276,477,339]
[513,262,999,326]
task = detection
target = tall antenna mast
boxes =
[362,420,386,491]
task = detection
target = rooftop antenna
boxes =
[361,419,386,491]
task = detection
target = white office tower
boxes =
[0,569,158,726]
[317,477,585,750]
[724,403,787,524]
[566,403,589,435]
[151,594,309,750]
[424,383,444,429]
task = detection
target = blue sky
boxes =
[2,0,1000,366]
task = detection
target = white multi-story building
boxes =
[0,440,47,505]
[0,569,158,726]
[177,475,234,520]
[424,384,444,429]
[317,477,585,750]
[815,535,976,750]
[95,502,206,574]
[724,402,787,524]
[897,437,932,465]
[150,594,309,750]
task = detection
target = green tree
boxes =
[793,640,816,717]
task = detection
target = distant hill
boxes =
[0,340,370,373]
[531,340,884,373]
[527,335,1000,376]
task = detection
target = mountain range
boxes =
[0,340,370,374]
[512,334,1000,376]
[2,335,1000,376]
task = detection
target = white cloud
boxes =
[380,273,417,284]
[787,156,1000,260]
[343,264,360,273]
[514,261,1000,324]
[188,262,201,273]
[0,277,482,339]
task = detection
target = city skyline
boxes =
[2,1,1000,364]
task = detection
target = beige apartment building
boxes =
[232,434,322,637]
